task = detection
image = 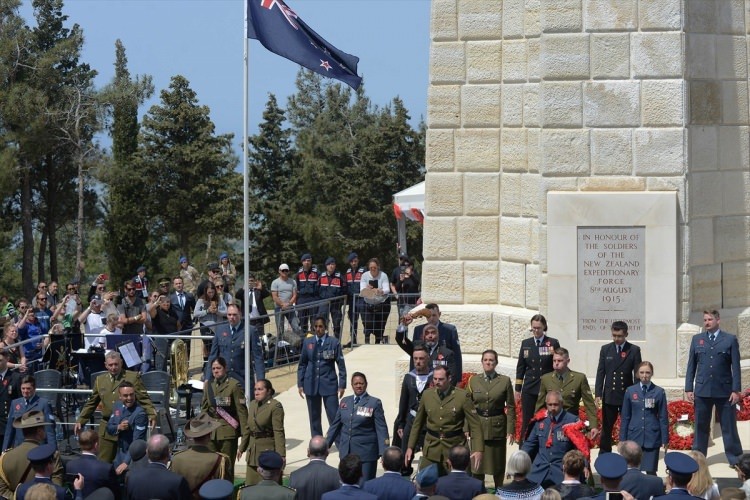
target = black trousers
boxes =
[519,391,538,443]
[600,403,621,453]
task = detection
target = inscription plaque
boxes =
[578,226,645,341]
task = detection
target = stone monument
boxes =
[420,0,750,390]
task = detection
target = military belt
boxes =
[477,408,504,417]
[426,429,463,439]
[252,431,274,438]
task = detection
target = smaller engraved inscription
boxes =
[577,227,645,341]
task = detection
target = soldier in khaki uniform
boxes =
[535,347,599,439]
[170,412,229,500]
[0,410,64,499]
[238,379,285,486]
[405,365,484,477]
[74,351,156,463]
[467,349,515,489]
[201,356,249,483]
[238,450,296,500]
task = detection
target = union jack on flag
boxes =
[246,0,362,89]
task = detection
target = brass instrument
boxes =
[170,338,188,403]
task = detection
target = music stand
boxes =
[105,335,143,369]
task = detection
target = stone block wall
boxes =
[422,0,750,377]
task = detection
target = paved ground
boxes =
[236,344,747,490]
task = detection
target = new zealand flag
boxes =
[246,0,362,89]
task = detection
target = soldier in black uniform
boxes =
[396,324,456,378]
[595,320,642,453]
[0,350,22,450]
[396,345,433,475]
[515,314,559,443]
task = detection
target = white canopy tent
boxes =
[393,181,425,256]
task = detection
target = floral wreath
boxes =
[667,400,694,450]
[737,389,750,421]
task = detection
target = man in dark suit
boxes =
[595,321,642,453]
[618,441,666,500]
[235,274,271,335]
[289,436,340,500]
[515,314,559,441]
[396,324,456,377]
[65,430,118,499]
[125,434,190,500]
[363,447,416,500]
[0,350,22,450]
[170,276,196,332]
[4,375,57,451]
[435,445,486,500]
[409,304,462,382]
[203,304,265,388]
[321,454,377,500]
[297,316,346,437]
[15,444,84,500]
[685,309,744,466]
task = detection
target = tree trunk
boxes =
[21,167,35,299]
[48,217,58,283]
[38,229,47,284]
[75,156,85,282]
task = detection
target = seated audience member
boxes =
[687,451,719,500]
[735,453,750,499]
[363,446,416,500]
[541,489,562,500]
[495,450,544,500]
[654,453,700,499]
[289,436,340,500]
[579,453,628,500]
[551,450,595,500]
[321,454,377,500]
[618,440,666,500]
[65,430,118,499]
[411,464,440,500]
[436,445,486,500]
[238,450,295,499]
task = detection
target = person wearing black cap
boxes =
[170,413,229,500]
[295,253,319,334]
[344,253,365,346]
[0,410,64,499]
[654,453,702,499]
[15,444,83,500]
[321,454,377,500]
[238,450,295,499]
[317,257,346,340]
[578,453,630,500]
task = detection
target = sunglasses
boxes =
[39,285,47,289]
[125,287,135,292]
[37,298,47,301]
[215,285,224,289]
[280,270,289,273]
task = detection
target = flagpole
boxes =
[243,0,251,399]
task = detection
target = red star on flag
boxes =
[320,60,332,71]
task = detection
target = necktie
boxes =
[317,338,323,349]
[353,396,360,405]
[536,339,542,347]
[709,333,716,342]
[230,326,236,337]
[546,417,557,448]
[616,345,621,355]
[558,374,564,382]
[25,399,29,407]
[642,384,647,394]
[178,293,184,308]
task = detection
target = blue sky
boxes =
[20,0,431,154]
